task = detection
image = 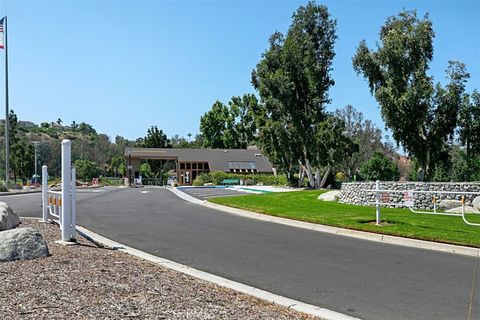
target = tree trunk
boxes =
[319,165,331,189]
[298,166,305,188]
[314,168,321,188]
[303,161,315,188]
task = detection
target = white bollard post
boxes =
[375,180,381,225]
[71,167,77,239]
[61,140,72,242]
[41,165,48,222]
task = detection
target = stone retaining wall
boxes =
[339,182,480,209]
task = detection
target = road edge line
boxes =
[75,225,360,320]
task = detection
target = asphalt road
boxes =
[6,187,480,320]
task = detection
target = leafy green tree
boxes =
[335,105,386,180]
[74,159,100,181]
[313,115,358,186]
[140,162,153,178]
[252,2,338,188]
[200,94,259,149]
[5,110,34,182]
[142,126,172,149]
[170,135,191,148]
[352,10,470,180]
[70,121,78,131]
[118,163,127,177]
[91,134,113,170]
[40,122,50,128]
[229,94,259,148]
[191,134,204,148]
[109,155,124,177]
[141,126,172,177]
[200,101,229,148]
[359,152,399,181]
[78,122,96,135]
[458,90,480,179]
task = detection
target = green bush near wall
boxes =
[0,181,8,192]
[193,172,288,186]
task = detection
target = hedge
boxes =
[192,172,288,186]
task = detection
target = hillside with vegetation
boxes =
[0,111,202,184]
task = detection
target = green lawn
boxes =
[209,190,480,248]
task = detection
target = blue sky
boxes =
[0,1,478,142]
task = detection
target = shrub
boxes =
[0,180,8,192]
[432,165,450,182]
[74,159,101,181]
[192,173,213,186]
[359,152,400,181]
[192,172,287,186]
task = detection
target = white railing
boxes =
[368,180,480,227]
[41,139,77,242]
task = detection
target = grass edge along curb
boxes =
[208,190,480,249]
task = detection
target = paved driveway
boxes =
[6,187,480,320]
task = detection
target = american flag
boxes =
[0,17,4,49]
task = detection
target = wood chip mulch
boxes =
[0,219,318,319]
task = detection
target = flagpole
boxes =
[4,15,8,185]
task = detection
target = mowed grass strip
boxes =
[209,190,480,247]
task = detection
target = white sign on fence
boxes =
[403,191,414,207]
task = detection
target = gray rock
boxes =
[317,190,341,202]
[445,206,479,214]
[0,202,20,231]
[0,227,49,262]
[473,196,480,211]
[437,200,463,210]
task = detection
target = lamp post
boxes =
[128,150,132,187]
[32,141,40,187]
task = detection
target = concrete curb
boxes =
[203,202,480,257]
[75,225,360,320]
[169,187,205,205]
[168,187,480,257]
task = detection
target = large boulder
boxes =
[0,227,49,262]
[0,202,20,231]
[437,200,462,210]
[445,206,479,214]
[318,190,341,202]
[473,196,480,211]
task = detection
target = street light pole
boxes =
[128,150,132,187]
[32,141,40,187]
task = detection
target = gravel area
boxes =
[0,219,318,319]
